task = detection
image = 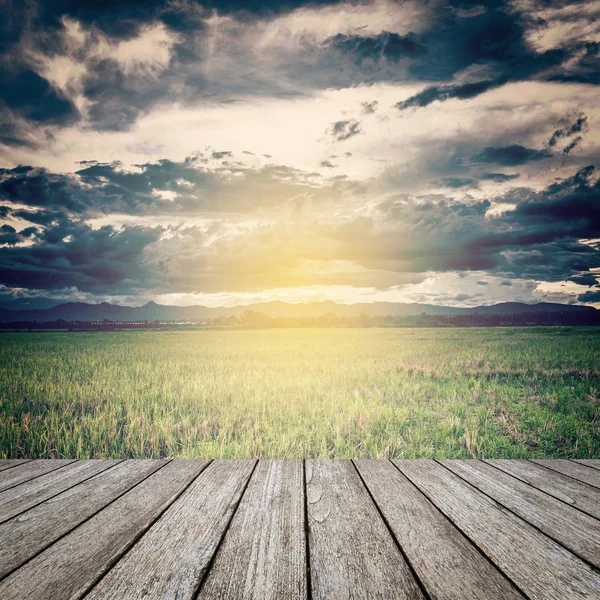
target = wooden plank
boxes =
[198,460,307,600]
[0,459,166,579]
[395,459,600,600]
[0,460,122,524]
[486,459,600,520]
[530,459,600,489]
[0,460,31,474]
[85,460,256,600]
[0,460,210,600]
[0,459,75,492]
[306,460,424,600]
[573,459,600,472]
[441,460,600,568]
[354,459,523,600]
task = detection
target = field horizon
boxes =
[2,327,598,460]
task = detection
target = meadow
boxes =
[1,327,599,459]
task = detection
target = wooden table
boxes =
[0,459,599,599]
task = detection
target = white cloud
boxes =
[257,0,431,48]
[519,0,600,52]
[105,23,176,76]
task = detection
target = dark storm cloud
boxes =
[12,208,72,226]
[326,31,427,65]
[472,145,552,166]
[0,218,162,292]
[463,166,600,280]
[562,137,583,155]
[0,225,20,246]
[547,41,600,86]
[397,2,599,110]
[0,158,208,215]
[480,173,520,183]
[0,165,93,213]
[578,289,600,303]
[358,164,600,286]
[0,70,77,126]
[396,79,503,110]
[0,163,163,215]
[76,157,208,192]
[508,165,600,237]
[436,177,476,189]
[0,156,363,220]
[330,120,361,142]
[211,151,233,160]
[0,70,79,145]
[569,273,599,287]
[547,113,588,149]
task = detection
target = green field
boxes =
[1,327,599,459]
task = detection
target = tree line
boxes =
[2,309,598,330]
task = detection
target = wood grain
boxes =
[198,460,307,600]
[573,459,600,472]
[85,460,256,600]
[0,459,75,493]
[355,459,523,600]
[530,459,600,488]
[442,459,600,568]
[0,460,209,600]
[0,460,121,524]
[306,459,424,600]
[395,459,600,600]
[486,459,600,519]
[0,459,165,578]
[0,461,31,474]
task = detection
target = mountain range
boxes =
[0,300,596,323]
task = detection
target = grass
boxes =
[1,327,599,459]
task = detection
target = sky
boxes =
[0,0,599,308]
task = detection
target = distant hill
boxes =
[0,298,64,312]
[0,299,596,323]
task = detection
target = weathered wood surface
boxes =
[0,459,599,599]
[487,459,600,519]
[396,459,600,599]
[0,459,75,493]
[354,459,523,600]
[0,459,165,578]
[574,459,600,471]
[85,460,256,600]
[306,459,424,600]
[531,459,600,488]
[0,459,121,524]
[441,459,600,567]
[198,460,307,600]
[0,460,31,474]
[0,460,209,600]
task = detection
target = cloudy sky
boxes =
[1,0,599,308]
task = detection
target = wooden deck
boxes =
[0,459,599,599]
